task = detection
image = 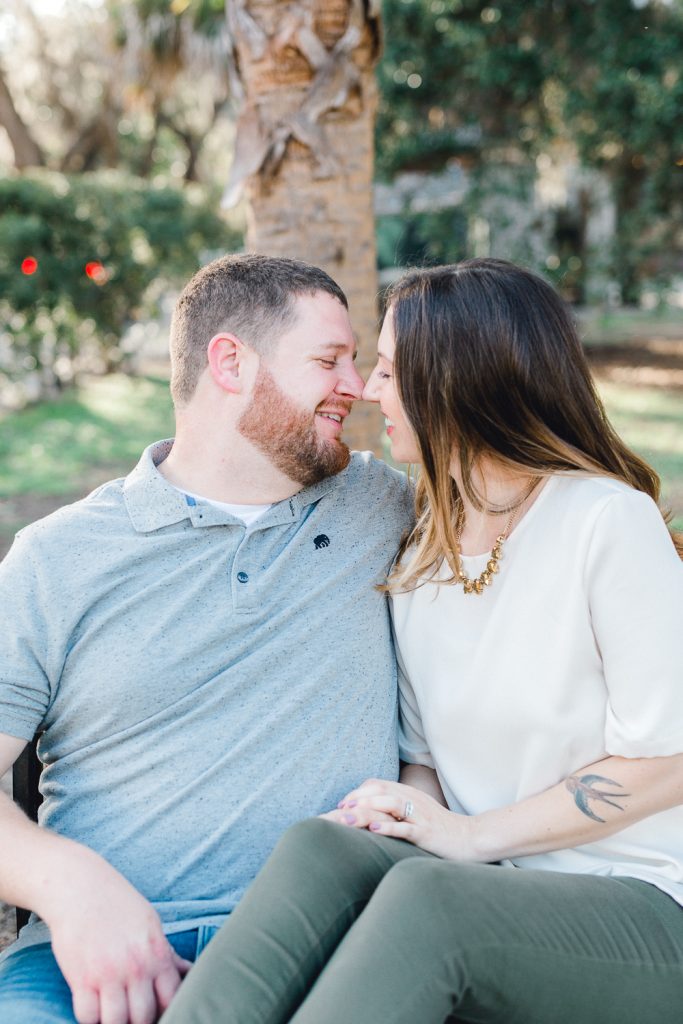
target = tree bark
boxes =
[0,65,43,169]
[226,0,383,452]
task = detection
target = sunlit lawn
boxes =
[597,381,683,531]
[1,372,681,534]
[0,374,174,498]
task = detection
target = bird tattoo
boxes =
[565,774,630,823]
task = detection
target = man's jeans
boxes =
[0,925,218,1024]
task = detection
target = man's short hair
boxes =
[169,253,349,406]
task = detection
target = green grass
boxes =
[598,381,683,530]
[0,374,174,497]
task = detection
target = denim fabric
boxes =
[0,927,217,1024]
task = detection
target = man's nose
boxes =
[336,363,365,400]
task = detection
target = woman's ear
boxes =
[206,333,250,394]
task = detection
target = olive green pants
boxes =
[162,819,683,1024]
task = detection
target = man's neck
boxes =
[158,429,304,505]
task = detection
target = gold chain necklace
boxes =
[472,476,542,516]
[455,481,538,595]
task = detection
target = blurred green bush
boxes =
[0,171,241,403]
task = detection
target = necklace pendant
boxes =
[455,490,525,596]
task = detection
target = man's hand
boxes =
[39,847,191,1024]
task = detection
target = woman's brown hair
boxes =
[387,258,682,591]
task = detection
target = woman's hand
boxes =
[323,778,477,861]
[327,754,683,865]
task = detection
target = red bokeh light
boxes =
[85,261,107,285]
[21,257,38,275]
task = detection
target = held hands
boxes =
[322,779,478,862]
[39,847,191,1024]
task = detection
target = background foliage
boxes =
[0,170,239,401]
[2,0,681,304]
[375,0,683,300]
[0,0,681,409]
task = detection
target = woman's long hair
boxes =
[388,258,682,592]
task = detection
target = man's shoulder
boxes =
[345,450,411,495]
[325,451,414,531]
[11,476,128,555]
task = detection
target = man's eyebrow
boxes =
[317,341,359,360]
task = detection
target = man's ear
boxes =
[206,333,251,394]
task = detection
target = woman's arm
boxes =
[399,762,448,806]
[332,751,683,862]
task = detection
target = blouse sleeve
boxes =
[397,652,435,768]
[585,488,683,758]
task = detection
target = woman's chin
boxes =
[390,441,420,466]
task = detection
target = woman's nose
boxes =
[362,372,379,403]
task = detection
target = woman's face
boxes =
[362,308,421,464]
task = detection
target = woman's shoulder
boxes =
[547,473,680,568]
[534,473,677,560]
[548,473,658,520]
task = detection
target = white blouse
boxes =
[393,475,683,903]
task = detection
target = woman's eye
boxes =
[378,370,391,380]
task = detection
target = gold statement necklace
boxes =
[455,479,539,595]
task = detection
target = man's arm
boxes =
[0,733,190,1024]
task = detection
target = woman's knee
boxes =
[273,818,372,870]
[369,858,497,937]
[267,818,398,900]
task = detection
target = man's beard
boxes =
[237,364,351,488]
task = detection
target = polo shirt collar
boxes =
[123,439,348,533]
[124,440,192,532]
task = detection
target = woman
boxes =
[162,259,683,1024]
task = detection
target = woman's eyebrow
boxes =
[377,348,393,364]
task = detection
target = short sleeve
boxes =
[397,654,435,768]
[585,489,683,757]
[0,532,52,740]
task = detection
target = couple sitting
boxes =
[1,254,682,1024]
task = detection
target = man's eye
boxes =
[319,359,337,368]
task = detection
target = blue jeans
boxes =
[0,926,218,1023]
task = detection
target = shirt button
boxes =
[236,571,249,583]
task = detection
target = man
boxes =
[0,254,413,1024]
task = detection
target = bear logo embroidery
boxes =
[314,534,330,549]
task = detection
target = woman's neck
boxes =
[450,459,544,556]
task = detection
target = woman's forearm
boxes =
[469,752,683,862]
[332,752,683,863]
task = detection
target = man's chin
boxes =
[310,439,351,480]
[300,439,350,486]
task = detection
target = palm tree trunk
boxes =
[226,0,383,452]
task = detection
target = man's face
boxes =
[238,292,364,487]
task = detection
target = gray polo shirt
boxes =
[0,441,413,954]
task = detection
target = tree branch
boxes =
[0,64,44,169]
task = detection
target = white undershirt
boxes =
[179,488,272,527]
[393,474,683,903]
